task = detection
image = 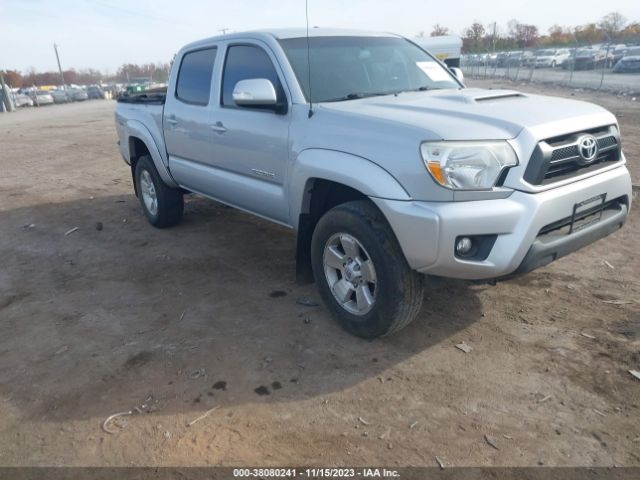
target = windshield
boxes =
[278,36,460,103]
[537,49,555,56]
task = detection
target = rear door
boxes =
[163,46,218,190]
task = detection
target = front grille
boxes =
[524,125,621,186]
[597,136,617,149]
[550,145,578,162]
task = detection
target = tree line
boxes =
[1,62,170,88]
[419,12,639,52]
[4,11,639,87]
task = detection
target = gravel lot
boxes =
[0,85,638,468]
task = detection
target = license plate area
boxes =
[569,193,606,234]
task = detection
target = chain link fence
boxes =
[461,39,640,94]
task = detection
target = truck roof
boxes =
[182,28,399,50]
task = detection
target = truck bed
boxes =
[117,92,166,105]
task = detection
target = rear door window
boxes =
[175,48,217,105]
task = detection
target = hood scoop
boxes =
[474,91,526,102]
[425,89,528,104]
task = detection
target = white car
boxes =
[535,48,571,68]
[30,90,55,106]
[12,93,34,107]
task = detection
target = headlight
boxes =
[421,140,518,190]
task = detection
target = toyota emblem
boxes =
[577,135,598,164]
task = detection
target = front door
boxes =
[206,42,291,225]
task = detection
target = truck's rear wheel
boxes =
[134,155,183,228]
[311,200,425,338]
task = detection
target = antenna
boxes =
[305,0,314,118]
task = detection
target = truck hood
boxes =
[318,88,615,141]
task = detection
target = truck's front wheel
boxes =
[134,155,183,228]
[311,200,425,338]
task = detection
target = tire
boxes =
[311,200,425,339]
[134,155,183,228]
[551,61,556,68]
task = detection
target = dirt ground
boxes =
[0,83,638,469]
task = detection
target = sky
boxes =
[2,0,639,72]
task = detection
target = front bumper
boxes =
[372,166,632,280]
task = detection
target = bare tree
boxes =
[598,12,627,39]
[430,24,450,37]
[507,19,539,47]
[465,22,486,42]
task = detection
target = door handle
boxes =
[165,115,178,126]
[210,121,227,134]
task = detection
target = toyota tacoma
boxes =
[115,29,632,338]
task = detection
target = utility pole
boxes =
[53,43,67,89]
[492,22,497,53]
[0,70,15,112]
[219,28,229,35]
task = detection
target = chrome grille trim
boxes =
[523,125,621,186]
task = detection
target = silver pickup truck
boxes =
[115,29,632,338]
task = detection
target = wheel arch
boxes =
[124,121,178,193]
[290,149,411,284]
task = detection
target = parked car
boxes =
[495,51,510,67]
[610,44,628,66]
[50,89,73,104]
[30,90,54,106]
[520,50,536,67]
[563,48,607,70]
[87,85,105,99]
[68,88,88,101]
[12,93,33,107]
[534,48,571,68]
[613,48,640,73]
[485,52,498,66]
[115,29,631,338]
[505,51,524,67]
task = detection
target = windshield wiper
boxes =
[403,86,443,93]
[324,92,392,102]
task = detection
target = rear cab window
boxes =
[175,48,217,105]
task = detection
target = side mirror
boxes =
[450,67,465,84]
[232,79,278,107]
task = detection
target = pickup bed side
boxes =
[115,99,179,190]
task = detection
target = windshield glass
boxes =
[278,36,460,103]
[537,49,555,56]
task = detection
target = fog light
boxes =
[456,237,473,256]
